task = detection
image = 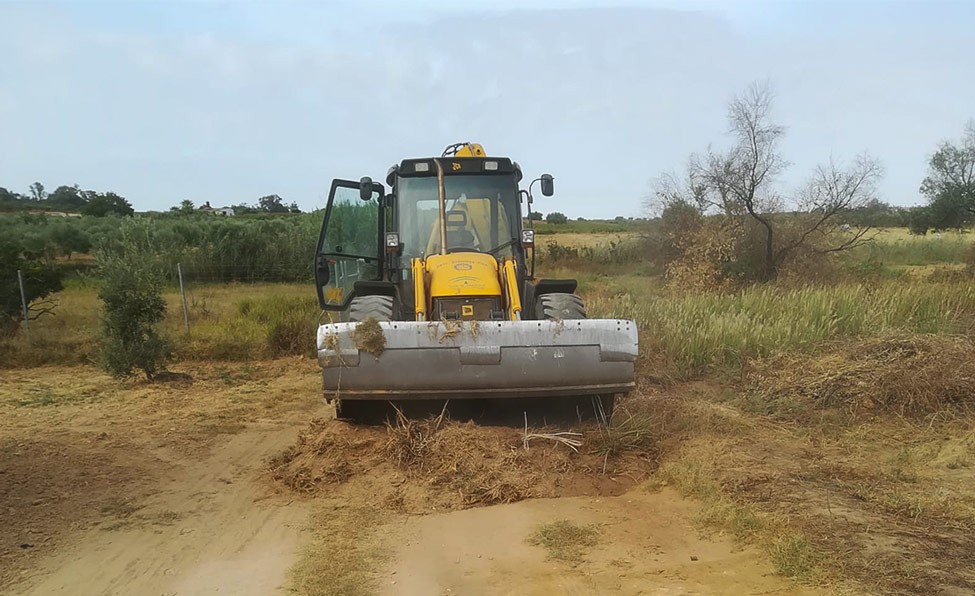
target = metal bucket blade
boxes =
[317,319,638,401]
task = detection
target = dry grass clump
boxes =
[288,504,388,596]
[750,333,975,417]
[587,406,659,467]
[352,318,385,358]
[527,520,600,564]
[386,416,540,506]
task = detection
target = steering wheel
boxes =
[487,239,518,256]
[446,247,481,254]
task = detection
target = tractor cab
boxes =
[314,143,551,318]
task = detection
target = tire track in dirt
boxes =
[13,422,310,596]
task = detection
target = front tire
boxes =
[337,295,397,424]
[347,295,397,322]
[535,292,587,320]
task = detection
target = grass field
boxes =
[5,227,972,375]
[0,281,319,367]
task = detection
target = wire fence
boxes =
[12,261,322,346]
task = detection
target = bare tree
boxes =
[690,82,786,279]
[647,164,708,216]
[782,154,883,261]
[655,81,884,281]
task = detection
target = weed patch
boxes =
[527,520,600,564]
[289,504,388,596]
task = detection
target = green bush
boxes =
[96,221,171,379]
[0,211,324,283]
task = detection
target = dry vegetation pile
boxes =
[267,410,657,513]
[750,334,975,417]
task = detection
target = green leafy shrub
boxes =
[96,221,171,379]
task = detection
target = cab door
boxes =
[315,179,383,310]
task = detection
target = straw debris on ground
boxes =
[749,333,975,417]
[267,410,657,513]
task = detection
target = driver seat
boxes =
[444,209,478,250]
[446,228,477,249]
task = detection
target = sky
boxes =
[1,0,974,218]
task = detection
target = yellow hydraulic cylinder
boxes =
[502,259,522,321]
[412,258,427,321]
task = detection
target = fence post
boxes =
[177,263,190,334]
[17,269,31,344]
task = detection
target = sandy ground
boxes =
[0,360,817,596]
[14,425,308,596]
[382,489,812,596]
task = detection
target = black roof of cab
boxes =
[387,157,522,186]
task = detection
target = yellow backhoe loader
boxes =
[314,143,638,420]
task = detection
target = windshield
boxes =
[397,174,521,261]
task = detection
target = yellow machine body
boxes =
[425,253,501,298]
[415,253,519,322]
[413,148,519,322]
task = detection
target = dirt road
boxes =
[1,361,816,595]
[14,425,308,596]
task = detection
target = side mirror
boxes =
[540,174,554,197]
[359,177,374,201]
[385,232,401,254]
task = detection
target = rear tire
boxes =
[535,292,587,320]
[348,295,396,322]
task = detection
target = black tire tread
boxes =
[348,295,396,322]
[536,292,587,320]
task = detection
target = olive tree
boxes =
[96,220,170,379]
